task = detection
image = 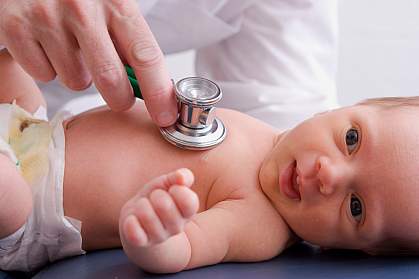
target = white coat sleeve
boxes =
[143,0,255,54]
[195,0,339,130]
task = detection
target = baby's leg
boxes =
[0,153,32,238]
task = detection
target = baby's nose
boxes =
[315,156,347,195]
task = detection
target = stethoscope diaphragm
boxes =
[160,77,227,150]
[125,65,227,151]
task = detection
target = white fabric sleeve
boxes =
[144,0,255,54]
[39,0,338,130]
[195,0,339,129]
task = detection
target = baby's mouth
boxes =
[279,161,301,200]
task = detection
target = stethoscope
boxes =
[126,66,227,150]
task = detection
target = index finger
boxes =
[65,2,134,111]
[108,1,178,127]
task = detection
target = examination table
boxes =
[1,242,418,279]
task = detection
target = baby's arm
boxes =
[120,169,292,273]
[0,49,45,112]
[0,154,32,239]
[119,168,198,273]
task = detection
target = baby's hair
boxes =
[357,96,419,109]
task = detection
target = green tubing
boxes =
[125,65,143,99]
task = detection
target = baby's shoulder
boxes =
[213,108,277,156]
[210,110,276,178]
[202,109,277,202]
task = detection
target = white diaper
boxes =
[0,103,84,272]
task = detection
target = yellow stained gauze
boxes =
[8,104,51,185]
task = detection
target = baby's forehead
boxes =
[364,154,419,230]
[315,104,375,120]
[375,108,419,147]
[357,103,419,123]
[359,170,419,249]
[381,196,419,247]
[352,105,419,231]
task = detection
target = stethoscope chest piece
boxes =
[160,77,227,150]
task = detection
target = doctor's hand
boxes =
[0,0,177,126]
[119,168,199,247]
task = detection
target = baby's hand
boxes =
[119,168,199,247]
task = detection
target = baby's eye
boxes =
[345,128,359,155]
[350,194,363,222]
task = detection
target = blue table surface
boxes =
[1,243,419,279]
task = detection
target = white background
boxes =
[164,0,419,106]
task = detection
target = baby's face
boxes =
[260,104,419,251]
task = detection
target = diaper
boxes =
[0,103,85,272]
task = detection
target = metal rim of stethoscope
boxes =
[174,76,222,107]
[159,77,227,150]
[160,118,226,150]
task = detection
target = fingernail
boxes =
[178,168,192,177]
[177,168,194,185]
[157,111,176,126]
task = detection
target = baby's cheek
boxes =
[287,211,339,246]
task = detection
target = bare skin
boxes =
[0,49,292,273]
[63,102,293,269]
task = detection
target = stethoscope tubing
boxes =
[125,65,143,99]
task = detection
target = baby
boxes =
[1,49,419,273]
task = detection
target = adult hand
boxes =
[0,0,177,126]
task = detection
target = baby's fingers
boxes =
[139,168,194,197]
[122,215,148,247]
[169,186,199,218]
[126,198,167,246]
[150,189,186,235]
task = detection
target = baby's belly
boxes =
[62,104,217,250]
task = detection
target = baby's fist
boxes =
[119,168,199,247]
